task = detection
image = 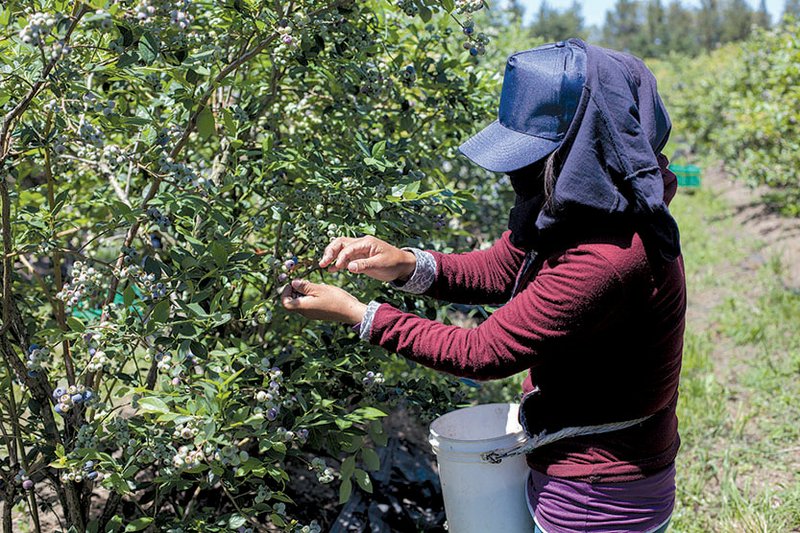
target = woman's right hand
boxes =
[319,236,417,283]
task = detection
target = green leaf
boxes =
[442,0,454,11]
[151,300,170,324]
[351,406,387,420]
[124,517,153,531]
[197,107,215,139]
[123,285,135,308]
[354,469,373,493]
[338,478,353,504]
[137,397,169,414]
[340,455,356,479]
[138,32,159,64]
[211,241,228,268]
[228,514,246,529]
[371,140,386,158]
[419,5,432,22]
[361,448,380,471]
[66,316,85,332]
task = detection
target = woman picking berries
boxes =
[283,38,684,533]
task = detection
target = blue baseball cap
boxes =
[458,40,587,173]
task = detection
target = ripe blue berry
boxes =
[469,47,478,56]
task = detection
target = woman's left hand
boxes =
[280,279,367,325]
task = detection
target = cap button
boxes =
[555,41,566,48]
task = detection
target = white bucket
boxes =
[429,403,534,533]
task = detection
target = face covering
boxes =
[507,159,547,250]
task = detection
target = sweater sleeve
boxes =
[421,230,528,305]
[367,248,628,380]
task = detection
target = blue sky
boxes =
[510,0,785,27]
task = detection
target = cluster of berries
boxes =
[146,206,171,229]
[85,342,110,373]
[210,445,249,468]
[56,261,104,313]
[461,20,488,56]
[276,255,298,283]
[362,370,385,389]
[395,0,420,17]
[83,93,115,117]
[359,63,388,98]
[19,12,57,46]
[133,0,194,31]
[15,469,35,491]
[310,457,337,484]
[25,344,49,376]
[102,144,128,167]
[47,40,72,60]
[89,9,114,30]
[52,384,95,416]
[75,424,99,449]
[172,445,204,469]
[455,0,485,14]
[172,420,200,440]
[157,155,209,190]
[296,521,322,533]
[119,262,167,301]
[137,440,172,465]
[277,20,297,48]
[400,65,417,88]
[77,120,104,147]
[60,461,103,483]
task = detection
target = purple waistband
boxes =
[526,463,675,533]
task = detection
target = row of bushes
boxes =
[653,20,800,214]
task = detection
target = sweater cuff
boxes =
[388,248,436,294]
[358,300,382,342]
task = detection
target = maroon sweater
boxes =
[367,226,686,482]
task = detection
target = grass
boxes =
[669,187,800,532]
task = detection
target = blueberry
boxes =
[89,348,96,356]
[267,408,278,421]
[83,461,95,471]
[28,344,40,353]
[22,479,34,490]
[53,387,66,398]
[54,404,63,414]
[27,371,38,378]
[463,26,474,35]
[87,471,98,480]
[72,394,83,404]
[469,47,478,56]
[82,390,93,401]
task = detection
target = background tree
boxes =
[720,0,756,43]
[602,0,646,53]
[753,0,772,27]
[784,0,800,20]
[529,1,586,42]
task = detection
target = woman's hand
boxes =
[319,235,417,283]
[280,279,367,325]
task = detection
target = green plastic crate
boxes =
[669,164,702,188]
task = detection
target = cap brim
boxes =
[458,120,560,173]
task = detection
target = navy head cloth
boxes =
[461,39,681,263]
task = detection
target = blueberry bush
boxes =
[0,0,534,530]
[653,19,800,215]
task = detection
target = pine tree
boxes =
[529,1,585,43]
[753,0,771,28]
[602,0,646,54]
[720,0,754,43]
[645,0,669,57]
[696,0,722,50]
[664,0,699,55]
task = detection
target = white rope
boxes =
[481,414,654,464]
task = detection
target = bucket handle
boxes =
[481,414,654,464]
